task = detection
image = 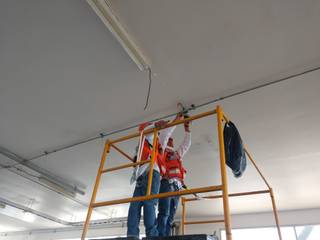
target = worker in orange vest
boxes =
[127,113,182,238]
[157,120,191,236]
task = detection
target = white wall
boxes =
[184,208,320,235]
[1,209,319,240]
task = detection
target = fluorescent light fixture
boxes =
[38,177,76,198]
[87,0,150,71]
[0,205,35,224]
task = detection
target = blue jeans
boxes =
[157,179,180,236]
[127,171,160,238]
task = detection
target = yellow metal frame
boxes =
[81,105,282,240]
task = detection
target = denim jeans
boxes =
[127,170,160,238]
[157,179,180,236]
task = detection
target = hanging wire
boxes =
[1,64,320,170]
[144,67,152,110]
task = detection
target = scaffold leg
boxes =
[81,141,110,240]
[216,105,232,240]
[270,188,283,240]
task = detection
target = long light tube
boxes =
[38,177,76,198]
[87,0,150,71]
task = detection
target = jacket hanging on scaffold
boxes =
[223,121,247,177]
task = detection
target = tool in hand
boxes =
[177,102,196,119]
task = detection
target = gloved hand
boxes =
[155,120,169,129]
[139,122,152,132]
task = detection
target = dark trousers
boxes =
[157,179,180,236]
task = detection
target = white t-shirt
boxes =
[134,126,177,179]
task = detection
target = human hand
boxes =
[155,120,169,129]
[171,112,183,123]
[184,121,190,132]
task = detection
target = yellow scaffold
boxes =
[81,105,282,240]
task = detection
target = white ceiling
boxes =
[0,0,320,233]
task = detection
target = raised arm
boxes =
[157,112,183,149]
[176,121,191,158]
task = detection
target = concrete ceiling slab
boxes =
[0,0,320,232]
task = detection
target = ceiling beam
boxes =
[0,196,127,228]
[0,146,85,196]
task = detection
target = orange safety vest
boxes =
[140,138,167,176]
[163,150,187,182]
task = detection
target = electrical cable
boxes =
[144,67,152,110]
[1,65,320,170]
